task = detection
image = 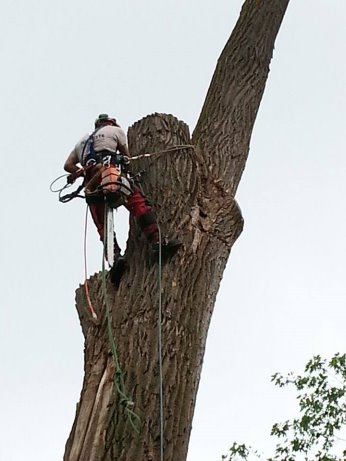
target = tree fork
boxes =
[64,1,290,460]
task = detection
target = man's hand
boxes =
[67,174,76,184]
[122,156,130,166]
[67,168,84,184]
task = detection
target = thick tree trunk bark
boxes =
[64,1,290,460]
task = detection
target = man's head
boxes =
[94,113,119,129]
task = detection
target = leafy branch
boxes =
[224,354,346,461]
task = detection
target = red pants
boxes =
[85,166,159,245]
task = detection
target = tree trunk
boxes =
[64,1,290,460]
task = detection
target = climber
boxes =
[64,113,180,286]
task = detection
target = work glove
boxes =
[67,168,84,184]
[122,156,131,166]
[67,174,75,184]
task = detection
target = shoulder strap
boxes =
[81,127,102,165]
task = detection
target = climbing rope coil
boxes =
[50,144,195,459]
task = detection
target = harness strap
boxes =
[59,183,85,203]
[84,151,126,168]
[81,127,125,168]
[81,127,102,166]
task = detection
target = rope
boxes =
[50,145,195,202]
[83,205,98,320]
[130,144,195,161]
[101,203,141,433]
[51,142,187,448]
[49,174,85,202]
[157,226,164,461]
[99,207,164,450]
[49,173,70,192]
[130,144,195,179]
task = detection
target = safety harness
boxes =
[81,128,127,168]
[80,127,100,167]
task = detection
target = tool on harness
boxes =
[77,141,132,208]
[85,151,128,168]
[101,164,121,193]
[106,204,115,267]
[85,166,133,209]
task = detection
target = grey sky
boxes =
[1,1,346,460]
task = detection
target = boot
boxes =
[151,238,181,261]
[109,255,126,288]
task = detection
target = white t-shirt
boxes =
[74,125,128,163]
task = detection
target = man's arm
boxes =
[64,149,81,174]
[64,149,85,183]
[117,143,130,158]
[115,127,131,158]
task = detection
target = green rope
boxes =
[157,225,164,461]
[100,204,165,454]
[101,204,141,434]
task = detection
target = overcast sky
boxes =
[1,1,346,460]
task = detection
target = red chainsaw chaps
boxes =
[126,189,152,217]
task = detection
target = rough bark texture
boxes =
[64,1,290,460]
